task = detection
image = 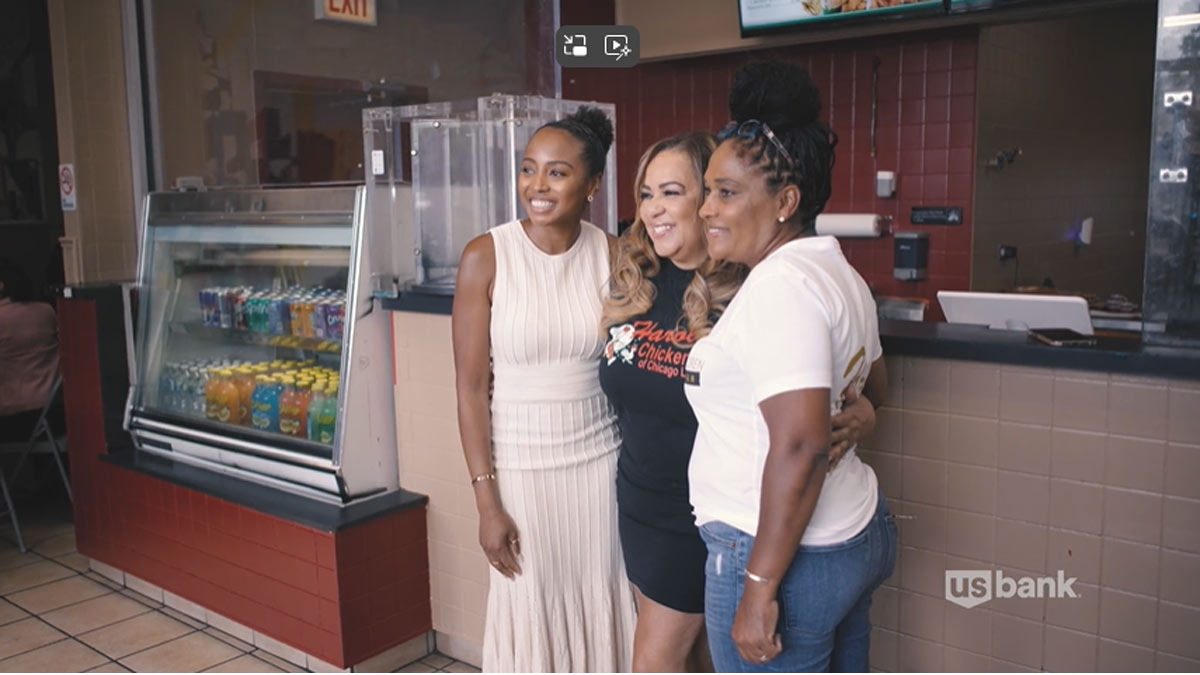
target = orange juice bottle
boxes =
[214,369,240,424]
[205,368,224,420]
[232,367,256,425]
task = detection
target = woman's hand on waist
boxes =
[829,387,875,469]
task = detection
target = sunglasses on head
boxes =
[717,119,795,169]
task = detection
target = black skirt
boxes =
[616,473,706,614]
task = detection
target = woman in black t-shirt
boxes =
[599,132,880,672]
[600,132,721,672]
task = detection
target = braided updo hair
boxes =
[539,105,615,178]
[725,61,838,231]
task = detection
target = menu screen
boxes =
[739,0,945,36]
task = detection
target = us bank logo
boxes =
[945,570,1079,609]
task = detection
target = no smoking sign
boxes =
[59,163,76,211]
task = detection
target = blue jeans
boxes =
[699,493,897,673]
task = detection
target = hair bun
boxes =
[569,105,615,155]
[728,61,821,132]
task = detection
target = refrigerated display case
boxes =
[126,186,398,502]
[362,94,618,296]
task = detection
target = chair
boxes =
[0,375,72,552]
[0,464,23,552]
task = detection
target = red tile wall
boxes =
[562,2,977,319]
[59,298,431,669]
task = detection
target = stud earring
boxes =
[587,195,594,203]
[778,216,785,223]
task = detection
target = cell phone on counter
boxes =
[1027,328,1097,347]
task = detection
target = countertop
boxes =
[383,292,1200,379]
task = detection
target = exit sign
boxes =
[315,0,376,26]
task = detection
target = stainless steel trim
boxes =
[147,214,354,228]
[331,186,369,467]
[122,281,138,433]
[130,416,334,471]
[146,187,358,220]
[136,442,344,505]
[129,192,155,420]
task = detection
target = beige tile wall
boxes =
[861,355,1200,673]
[47,0,139,283]
[972,5,1156,299]
[392,311,487,666]
[392,310,1200,672]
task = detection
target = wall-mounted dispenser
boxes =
[894,231,929,281]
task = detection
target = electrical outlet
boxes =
[998,245,1018,261]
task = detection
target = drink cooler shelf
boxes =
[168,321,343,354]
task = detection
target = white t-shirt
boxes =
[684,235,882,545]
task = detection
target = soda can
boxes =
[289,296,304,336]
[265,295,278,334]
[199,288,212,326]
[312,300,327,339]
[217,288,234,329]
[251,293,264,332]
[304,297,317,337]
[273,295,292,335]
[257,293,271,333]
[327,299,345,340]
[233,289,249,331]
[303,298,318,337]
[251,292,266,332]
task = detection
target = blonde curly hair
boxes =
[601,132,747,339]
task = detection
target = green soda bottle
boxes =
[318,385,338,444]
[306,386,326,441]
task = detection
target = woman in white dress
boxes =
[451,106,636,672]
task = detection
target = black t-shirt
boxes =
[598,259,699,530]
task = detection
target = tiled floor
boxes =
[0,510,477,673]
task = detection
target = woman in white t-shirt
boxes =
[684,61,896,672]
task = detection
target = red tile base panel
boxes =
[59,297,432,669]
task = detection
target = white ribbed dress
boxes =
[482,220,636,673]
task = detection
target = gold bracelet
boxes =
[471,472,496,485]
[745,569,773,585]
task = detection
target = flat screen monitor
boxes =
[739,0,944,37]
[937,291,1095,335]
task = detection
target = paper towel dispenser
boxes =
[814,213,890,238]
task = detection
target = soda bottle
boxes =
[158,363,175,411]
[318,385,338,444]
[295,378,314,436]
[205,368,224,420]
[278,377,302,437]
[250,375,269,430]
[251,375,281,432]
[306,384,325,441]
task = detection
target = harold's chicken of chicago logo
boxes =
[604,320,694,379]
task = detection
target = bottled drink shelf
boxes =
[168,321,343,354]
